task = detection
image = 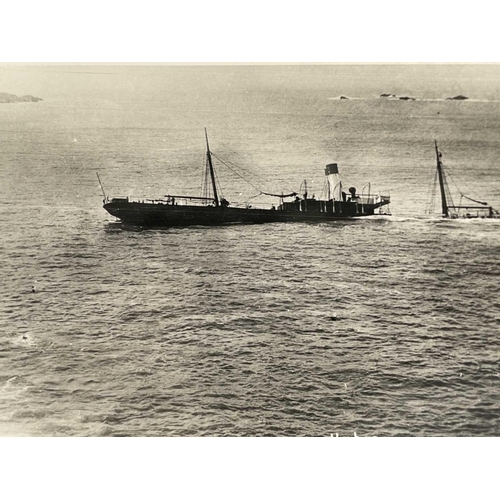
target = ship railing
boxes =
[353,195,390,205]
[448,205,496,218]
[116,195,217,206]
[232,202,277,209]
[370,194,391,204]
[355,195,376,204]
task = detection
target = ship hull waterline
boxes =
[103,201,389,227]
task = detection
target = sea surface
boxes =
[1,64,499,436]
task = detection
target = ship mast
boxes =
[205,128,219,207]
[434,140,448,217]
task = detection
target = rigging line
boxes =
[425,167,438,213]
[216,145,266,176]
[460,194,488,206]
[439,150,486,201]
[219,157,263,182]
[246,192,266,201]
[445,167,489,205]
[218,145,246,160]
[211,152,265,192]
[212,159,225,200]
[212,151,268,187]
[212,152,297,198]
[426,168,438,214]
[201,151,208,199]
[203,151,212,200]
[429,147,439,189]
[441,165,456,208]
[224,149,274,182]
[259,190,297,198]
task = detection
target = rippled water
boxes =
[1,64,499,436]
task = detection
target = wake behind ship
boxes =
[101,130,391,227]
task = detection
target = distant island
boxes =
[379,93,416,100]
[446,95,468,100]
[0,92,43,103]
[328,93,475,102]
[379,93,470,101]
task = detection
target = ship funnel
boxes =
[325,163,341,200]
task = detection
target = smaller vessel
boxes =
[429,141,499,219]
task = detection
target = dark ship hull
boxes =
[104,197,390,227]
[100,129,391,228]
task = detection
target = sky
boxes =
[0,1,497,63]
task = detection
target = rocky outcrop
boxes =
[380,93,416,100]
[0,92,43,103]
[446,95,468,100]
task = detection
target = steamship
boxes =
[101,130,391,227]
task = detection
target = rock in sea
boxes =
[0,92,43,103]
[446,95,468,100]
